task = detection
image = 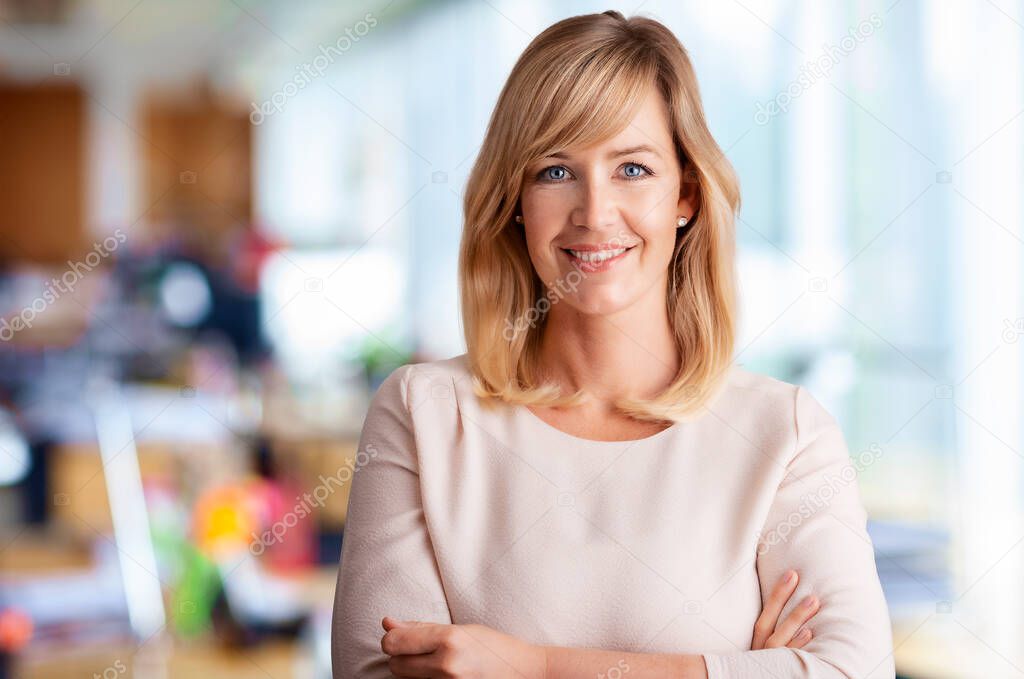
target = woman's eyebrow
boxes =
[544,144,662,160]
[607,144,661,158]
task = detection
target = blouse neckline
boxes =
[513,402,686,448]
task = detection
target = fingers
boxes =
[767,594,820,648]
[381,619,449,656]
[387,653,436,678]
[789,626,813,649]
[382,617,432,631]
[752,571,822,650]
[752,570,799,649]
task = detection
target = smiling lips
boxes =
[561,244,636,272]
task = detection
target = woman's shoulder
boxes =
[721,364,841,441]
[717,365,838,435]
[370,353,474,411]
[723,363,798,397]
[715,363,798,416]
[386,353,471,389]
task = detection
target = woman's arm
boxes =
[380,617,704,678]
[700,386,896,679]
[332,365,452,678]
[540,569,821,679]
[543,646,708,678]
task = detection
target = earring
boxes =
[677,216,689,227]
[514,215,523,223]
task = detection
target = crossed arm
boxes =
[377,565,819,679]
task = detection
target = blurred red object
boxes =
[229,226,282,294]
[249,477,317,573]
[0,607,32,652]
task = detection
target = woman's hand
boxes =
[380,616,546,679]
[751,569,820,649]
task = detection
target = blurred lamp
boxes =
[159,261,213,327]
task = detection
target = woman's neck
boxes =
[536,289,680,405]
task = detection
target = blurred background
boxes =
[0,0,1020,677]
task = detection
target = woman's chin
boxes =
[560,292,635,318]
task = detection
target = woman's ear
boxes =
[677,163,700,218]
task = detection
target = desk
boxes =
[2,533,336,679]
[15,637,308,679]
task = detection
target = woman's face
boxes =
[519,85,696,317]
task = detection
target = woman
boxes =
[332,10,894,679]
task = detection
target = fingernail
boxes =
[784,570,795,583]
[800,628,811,638]
[804,596,818,608]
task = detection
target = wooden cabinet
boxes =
[0,83,86,263]
[142,91,252,260]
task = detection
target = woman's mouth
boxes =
[560,245,636,273]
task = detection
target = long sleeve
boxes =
[702,386,896,679]
[331,364,452,678]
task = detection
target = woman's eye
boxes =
[540,166,568,181]
[622,162,652,179]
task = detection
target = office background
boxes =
[0,0,1020,677]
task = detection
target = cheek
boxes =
[521,189,569,227]
[520,193,565,254]
[521,225,562,282]
[632,213,679,256]
[628,189,679,231]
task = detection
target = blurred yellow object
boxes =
[192,483,261,558]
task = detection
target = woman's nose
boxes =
[572,176,617,230]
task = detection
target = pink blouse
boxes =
[331,354,895,678]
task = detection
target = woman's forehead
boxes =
[534,96,675,162]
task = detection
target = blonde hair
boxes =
[459,10,741,423]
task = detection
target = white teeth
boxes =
[567,247,627,263]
